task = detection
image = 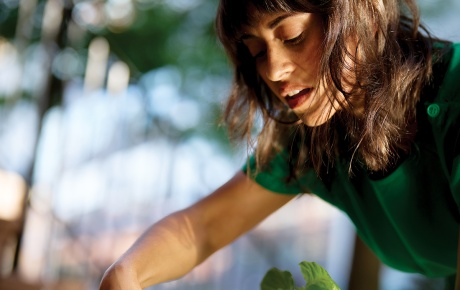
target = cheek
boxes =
[306,47,322,71]
[259,75,279,98]
[258,75,285,104]
[256,66,275,93]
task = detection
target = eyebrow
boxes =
[268,13,291,29]
[239,13,292,41]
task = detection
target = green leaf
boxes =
[305,279,340,290]
[260,261,341,290]
[260,267,296,290]
[299,261,341,290]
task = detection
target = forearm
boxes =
[99,172,294,289]
[99,209,210,289]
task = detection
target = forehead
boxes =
[219,0,324,44]
[244,4,292,27]
[226,2,295,39]
[238,11,297,42]
[240,12,318,43]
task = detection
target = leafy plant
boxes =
[260,261,341,290]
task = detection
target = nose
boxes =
[264,45,294,82]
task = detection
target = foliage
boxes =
[260,261,341,290]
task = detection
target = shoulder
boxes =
[427,42,460,125]
[437,42,460,102]
[420,42,460,122]
[418,42,460,175]
[244,152,308,194]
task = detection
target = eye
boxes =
[253,49,267,59]
[283,32,305,45]
[244,43,267,60]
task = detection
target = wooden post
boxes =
[348,234,381,290]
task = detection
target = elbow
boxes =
[99,261,142,290]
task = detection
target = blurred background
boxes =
[0,0,458,289]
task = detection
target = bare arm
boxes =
[99,171,296,289]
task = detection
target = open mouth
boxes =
[285,88,313,109]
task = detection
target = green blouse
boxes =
[246,43,460,279]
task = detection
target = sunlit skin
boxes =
[241,12,342,126]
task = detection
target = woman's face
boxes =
[241,12,339,126]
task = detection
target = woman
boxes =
[99,0,460,289]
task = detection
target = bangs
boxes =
[217,0,324,43]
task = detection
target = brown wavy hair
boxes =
[216,0,439,177]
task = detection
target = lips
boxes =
[285,88,313,109]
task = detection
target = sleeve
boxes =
[242,150,306,195]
